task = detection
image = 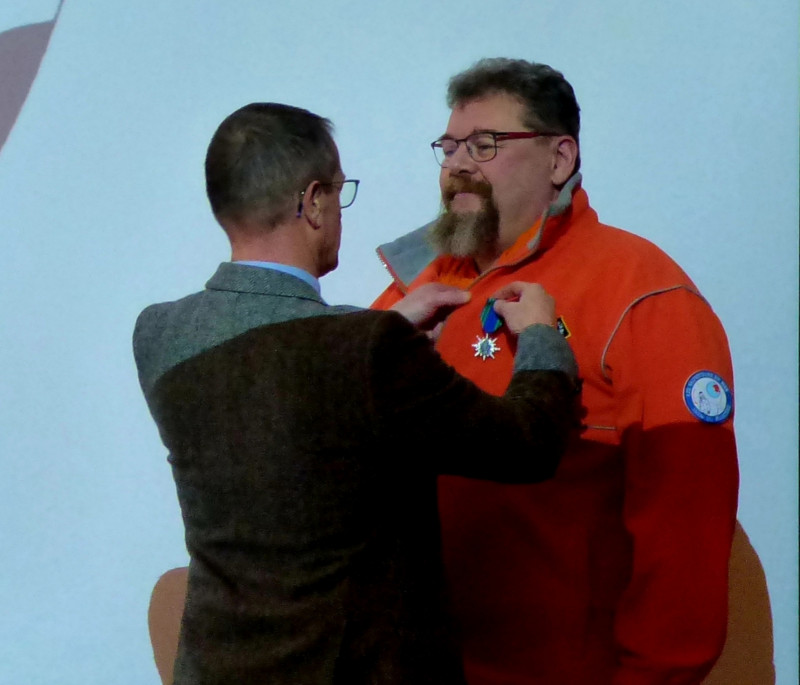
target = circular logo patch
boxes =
[683,371,733,423]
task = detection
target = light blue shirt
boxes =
[234,261,321,295]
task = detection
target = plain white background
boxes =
[0,1,797,683]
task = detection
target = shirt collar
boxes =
[233,261,321,295]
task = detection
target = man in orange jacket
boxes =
[373,58,740,685]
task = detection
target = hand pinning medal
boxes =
[472,298,503,360]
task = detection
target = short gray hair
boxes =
[205,103,340,228]
[447,58,581,172]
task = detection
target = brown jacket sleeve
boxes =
[367,312,579,482]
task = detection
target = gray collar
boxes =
[206,262,325,303]
[376,173,582,288]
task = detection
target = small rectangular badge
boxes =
[556,316,571,339]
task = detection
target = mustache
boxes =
[442,178,493,204]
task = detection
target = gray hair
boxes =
[205,103,340,228]
[447,58,581,172]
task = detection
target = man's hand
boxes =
[390,283,470,336]
[491,282,556,334]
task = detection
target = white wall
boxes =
[0,1,796,683]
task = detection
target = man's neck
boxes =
[228,222,320,277]
[473,239,510,273]
[473,214,544,272]
[474,252,497,273]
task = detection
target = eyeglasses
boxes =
[320,179,360,208]
[431,131,554,166]
[297,179,360,217]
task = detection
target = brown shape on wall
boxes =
[0,1,65,154]
[702,521,776,685]
[147,521,775,684]
[149,567,189,685]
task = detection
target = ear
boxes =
[299,180,323,229]
[551,136,578,186]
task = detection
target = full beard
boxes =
[427,179,500,260]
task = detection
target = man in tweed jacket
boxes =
[133,103,579,685]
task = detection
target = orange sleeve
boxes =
[606,287,739,685]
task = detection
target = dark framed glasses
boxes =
[320,179,360,208]
[431,131,554,166]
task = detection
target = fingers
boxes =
[393,281,555,335]
[492,282,556,333]
[490,298,516,321]
[426,321,445,341]
[491,281,529,301]
[390,284,470,327]
[422,283,471,308]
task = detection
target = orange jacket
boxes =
[373,177,739,685]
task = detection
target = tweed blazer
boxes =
[133,262,577,685]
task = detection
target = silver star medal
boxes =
[473,298,503,361]
[472,334,501,360]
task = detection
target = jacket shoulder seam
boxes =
[600,284,706,381]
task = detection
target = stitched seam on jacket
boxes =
[600,284,705,382]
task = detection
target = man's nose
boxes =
[445,143,477,174]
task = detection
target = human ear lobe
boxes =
[300,180,323,227]
[551,137,578,186]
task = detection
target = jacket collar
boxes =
[377,173,584,288]
[376,221,439,290]
[497,172,584,267]
[205,262,325,303]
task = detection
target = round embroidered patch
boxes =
[683,371,733,423]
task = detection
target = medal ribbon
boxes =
[480,298,502,333]
[471,298,503,360]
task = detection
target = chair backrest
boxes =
[145,524,774,685]
[701,522,775,685]
[148,567,189,685]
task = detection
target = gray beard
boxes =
[427,200,500,260]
